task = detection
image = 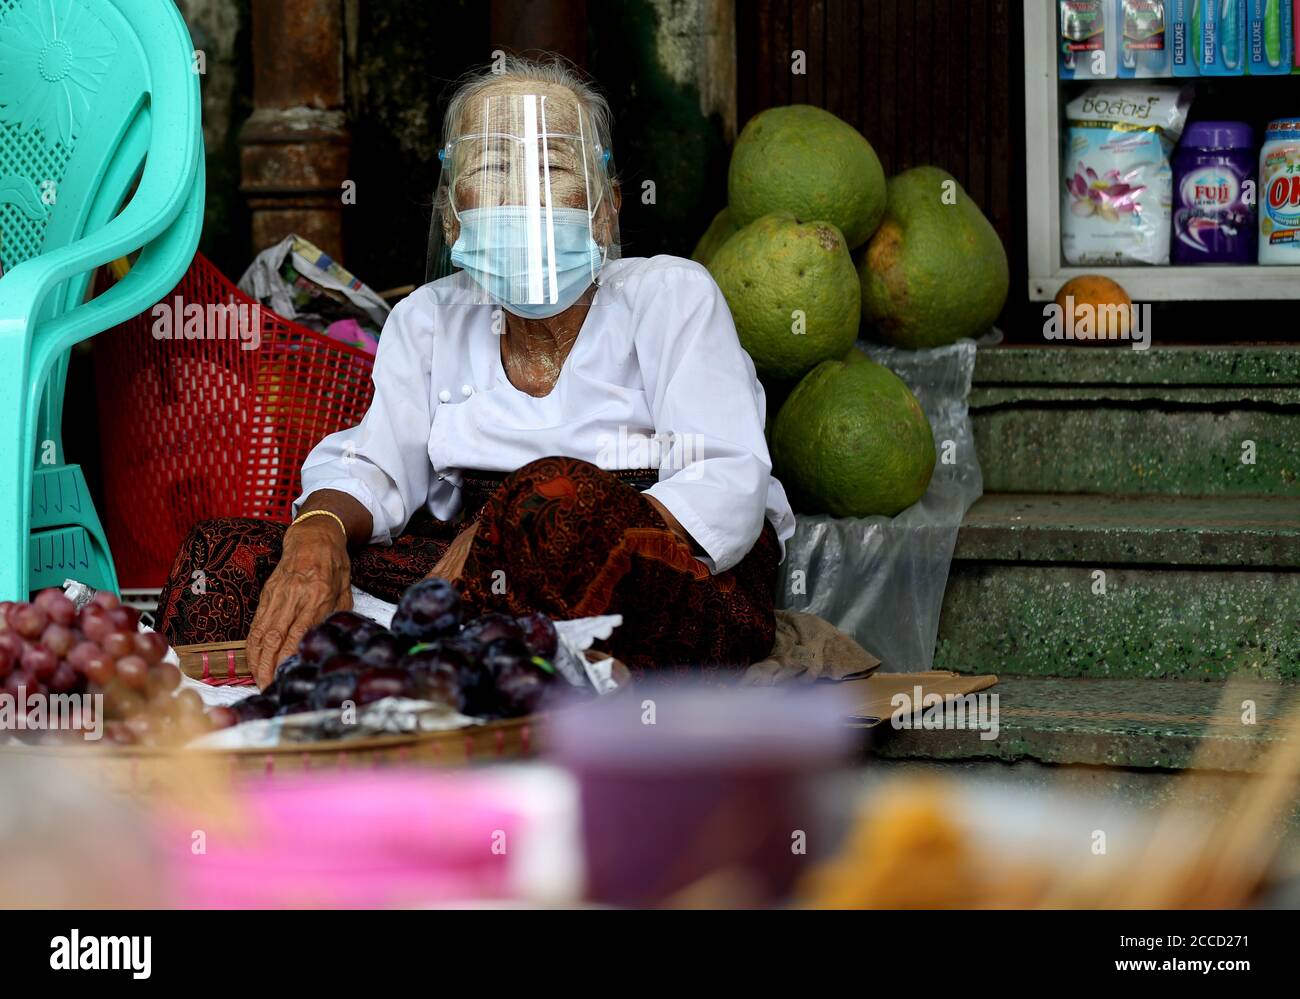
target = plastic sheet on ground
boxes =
[775,336,987,672]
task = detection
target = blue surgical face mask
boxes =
[450,206,605,319]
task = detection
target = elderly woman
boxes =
[158,56,794,686]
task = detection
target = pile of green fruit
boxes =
[694,105,1009,518]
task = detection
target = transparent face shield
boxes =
[426,91,620,316]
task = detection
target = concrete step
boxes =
[871,674,1300,772]
[974,344,1300,385]
[933,493,1300,679]
[953,492,1300,568]
[971,346,1300,496]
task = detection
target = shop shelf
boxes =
[1023,4,1300,302]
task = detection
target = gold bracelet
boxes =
[289,509,348,544]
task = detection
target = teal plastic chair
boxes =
[0,0,204,600]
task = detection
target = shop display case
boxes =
[1024,3,1300,300]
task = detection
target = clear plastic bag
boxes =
[775,337,986,672]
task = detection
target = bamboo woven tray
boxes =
[171,641,543,771]
[2,642,542,793]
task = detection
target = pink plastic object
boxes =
[153,771,531,908]
[324,318,380,355]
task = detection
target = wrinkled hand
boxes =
[247,521,352,687]
[428,521,477,583]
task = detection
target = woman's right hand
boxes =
[247,519,353,688]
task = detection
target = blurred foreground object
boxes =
[153,767,581,908]
[0,757,161,907]
[550,681,857,907]
[803,693,1300,909]
[803,780,983,908]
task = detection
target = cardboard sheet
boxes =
[838,671,999,727]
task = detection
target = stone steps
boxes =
[871,674,1300,772]
[970,346,1300,496]
[895,346,1300,774]
[940,345,1300,682]
[953,492,1300,567]
[933,492,1300,679]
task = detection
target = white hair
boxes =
[440,53,614,162]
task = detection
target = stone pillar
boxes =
[239,0,350,258]
[586,0,737,257]
[489,0,589,64]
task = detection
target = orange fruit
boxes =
[1053,275,1132,339]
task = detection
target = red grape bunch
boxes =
[0,588,213,747]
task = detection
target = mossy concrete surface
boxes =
[973,404,1299,496]
[871,675,1300,771]
[940,492,1300,680]
[934,562,1300,679]
[954,493,1300,568]
[970,345,1300,496]
[974,345,1300,386]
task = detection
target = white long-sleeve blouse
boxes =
[293,254,796,574]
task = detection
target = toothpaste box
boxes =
[1197,0,1247,75]
[1169,0,1201,74]
[1246,0,1293,73]
[1294,0,1300,70]
[1060,1,1118,79]
[1116,0,1174,76]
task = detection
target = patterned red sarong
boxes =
[156,457,779,675]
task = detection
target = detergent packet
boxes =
[1117,0,1174,77]
[1245,0,1293,74]
[1060,1,1118,78]
[1061,83,1194,265]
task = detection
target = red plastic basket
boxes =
[94,251,378,588]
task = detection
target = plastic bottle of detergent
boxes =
[1259,118,1300,263]
[1172,122,1257,263]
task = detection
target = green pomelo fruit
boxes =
[772,355,936,518]
[858,166,1009,349]
[708,213,860,382]
[690,207,738,267]
[728,105,887,249]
